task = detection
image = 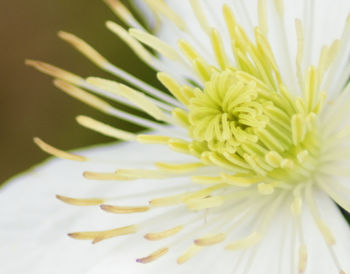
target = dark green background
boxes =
[1,0,157,184]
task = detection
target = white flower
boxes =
[2,0,350,273]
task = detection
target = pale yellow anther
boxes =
[155,162,204,172]
[297,150,309,163]
[280,159,294,169]
[265,151,283,168]
[137,135,171,144]
[257,183,274,195]
[194,233,226,246]
[129,28,182,61]
[56,195,104,206]
[58,31,108,68]
[87,77,169,122]
[34,137,87,162]
[83,171,132,181]
[104,0,140,28]
[76,115,137,141]
[186,196,224,211]
[100,204,150,214]
[318,220,336,245]
[149,193,186,207]
[145,0,186,30]
[274,0,284,16]
[220,173,261,187]
[145,226,183,241]
[191,175,223,185]
[116,168,169,179]
[137,248,169,264]
[54,80,112,113]
[298,244,308,273]
[258,0,268,35]
[295,97,306,114]
[172,108,190,127]
[157,72,189,105]
[189,0,211,34]
[177,244,202,264]
[194,58,213,81]
[184,184,224,202]
[68,225,138,244]
[292,114,306,145]
[106,21,153,64]
[168,138,191,154]
[223,4,237,40]
[304,66,320,112]
[225,232,261,250]
[178,40,200,61]
[210,28,229,70]
[25,60,83,85]
[323,40,340,71]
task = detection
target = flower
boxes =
[2,0,350,273]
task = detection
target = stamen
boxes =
[273,0,284,16]
[136,247,169,264]
[145,225,183,241]
[83,171,132,181]
[258,0,268,35]
[129,28,183,62]
[220,173,261,187]
[145,0,186,31]
[149,193,185,207]
[189,0,211,34]
[76,115,137,141]
[106,21,154,64]
[103,0,144,29]
[86,77,172,122]
[25,60,83,85]
[68,225,138,244]
[194,233,226,246]
[210,28,229,69]
[305,184,335,245]
[56,195,104,206]
[177,244,202,264]
[58,31,180,108]
[33,137,87,162]
[155,162,204,172]
[298,244,308,273]
[185,195,224,211]
[58,31,108,67]
[54,80,112,113]
[137,134,171,145]
[100,204,150,214]
[225,232,261,250]
[157,72,193,106]
[291,114,306,145]
[257,183,275,195]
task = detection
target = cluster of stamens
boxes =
[25,0,350,272]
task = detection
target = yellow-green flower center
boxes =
[186,70,322,188]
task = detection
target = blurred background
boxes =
[1,0,157,184]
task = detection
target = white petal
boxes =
[1,141,350,273]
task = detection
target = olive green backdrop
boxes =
[1,0,157,183]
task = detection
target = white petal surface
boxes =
[1,141,349,274]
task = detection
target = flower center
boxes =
[187,70,322,188]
